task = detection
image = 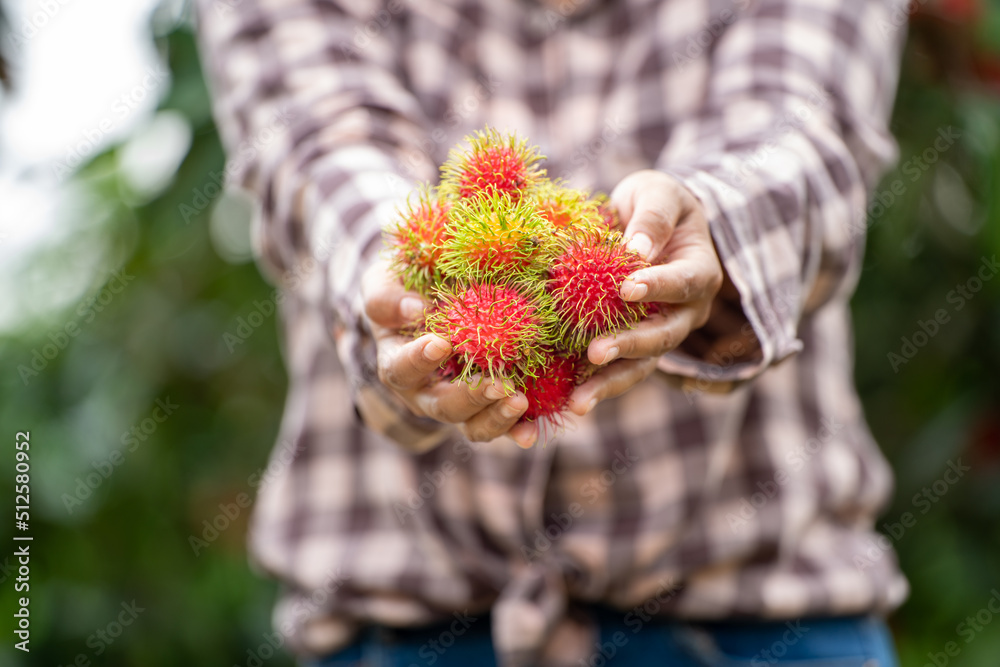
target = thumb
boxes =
[361,260,428,329]
[610,171,684,263]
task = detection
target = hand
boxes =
[566,170,724,416]
[361,260,535,449]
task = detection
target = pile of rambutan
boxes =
[385,128,651,434]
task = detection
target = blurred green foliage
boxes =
[0,8,998,667]
[851,11,1000,665]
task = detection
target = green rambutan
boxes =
[437,192,553,280]
[385,188,451,294]
[440,128,544,201]
[426,281,555,384]
[548,231,650,349]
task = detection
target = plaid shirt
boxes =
[195,0,910,663]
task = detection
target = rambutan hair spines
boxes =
[437,191,555,282]
[425,279,558,386]
[531,183,604,235]
[547,230,650,350]
[385,126,658,433]
[384,186,452,295]
[439,127,545,202]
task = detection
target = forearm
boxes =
[655,0,907,382]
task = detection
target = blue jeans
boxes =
[305,608,898,667]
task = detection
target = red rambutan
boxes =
[426,281,554,383]
[440,128,544,201]
[436,354,467,382]
[520,352,579,424]
[548,231,650,349]
[386,189,451,294]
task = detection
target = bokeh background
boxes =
[0,0,998,665]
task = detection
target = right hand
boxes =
[361,260,534,449]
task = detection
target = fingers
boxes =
[412,374,523,425]
[567,357,658,416]
[362,259,427,329]
[620,256,722,305]
[377,333,452,391]
[459,392,529,443]
[507,421,538,449]
[610,170,692,262]
[586,308,702,365]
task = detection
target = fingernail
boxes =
[484,383,505,401]
[621,279,647,301]
[626,232,652,260]
[400,297,424,322]
[500,399,523,419]
[600,346,619,365]
[423,338,449,362]
[585,398,598,414]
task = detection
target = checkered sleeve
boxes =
[656,0,906,383]
[194,0,449,445]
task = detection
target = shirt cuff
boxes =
[657,165,805,390]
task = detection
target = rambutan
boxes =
[436,354,467,382]
[592,194,620,231]
[437,193,553,280]
[532,185,602,233]
[440,128,544,201]
[426,281,554,383]
[548,231,650,349]
[385,127,659,430]
[520,352,579,425]
[385,188,451,294]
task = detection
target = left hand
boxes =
[565,169,724,417]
